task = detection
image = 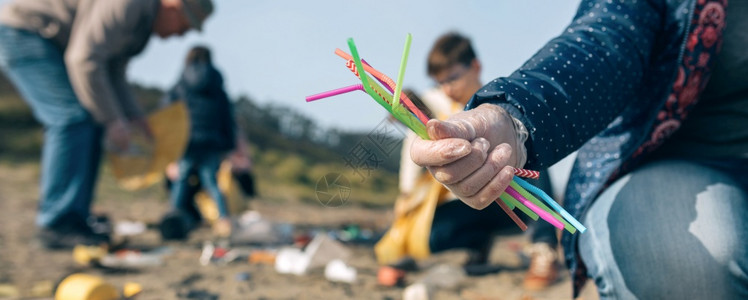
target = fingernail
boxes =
[448,142,470,157]
[474,138,490,153]
[499,167,513,182]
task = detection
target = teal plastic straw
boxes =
[514,177,586,233]
[392,33,412,110]
[509,181,575,233]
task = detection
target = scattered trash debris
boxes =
[334,224,378,245]
[275,233,353,275]
[73,245,108,266]
[55,273,119,300]
[198,241,248,266]
[293,233,312,248]
[100,248,169,268]
[230,211,293,245]
[248,250,277,265]
[403,282,430,300]
[377,266,406,287]
[304,234,351,270]
[0,284,19,298]
[403,264,466,300]
[324,259,357,283]
[123,282,143,298]
[234,272,251,282]
[274,248,307,275]
[115,221,147,236]
[199,241,216,266]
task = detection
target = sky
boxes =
[0,0,582,132]
[131,0,582,131]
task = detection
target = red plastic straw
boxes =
[513,168,540,179]
[495,198,528,231]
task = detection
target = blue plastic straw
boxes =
[513,177,587,233]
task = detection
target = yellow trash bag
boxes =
[374,173,451,265]
[108,102,190,191]
[194,161,247,224]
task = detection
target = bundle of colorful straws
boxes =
[306,35,585,234]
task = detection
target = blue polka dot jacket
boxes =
[465,0,727,295]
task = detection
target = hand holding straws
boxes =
[306,35,585,234]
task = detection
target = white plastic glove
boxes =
[410,103,528,210]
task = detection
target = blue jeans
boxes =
[0,25,103,228]
[579,159,748,299]
[172,148,229,218]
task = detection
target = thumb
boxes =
[427,119,476,141]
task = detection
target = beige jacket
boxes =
[0,0,160,123]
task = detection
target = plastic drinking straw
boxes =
[342,59,393,114]
[494,198,527,231]
[509,181,575,233]
[362,59,393,89]
[391,33,412,111]
[502,194,515,210]
[505,186,564,230]
[512,167,540,179]
[333,39,561,232]
[499,193,538,220]
[335,49,430,125]
[337,49,427,122]
[347,38,380,102]
[513,177,586,233]
[306,84,364,102]
[306,78,424,124]
[342,54,429,139]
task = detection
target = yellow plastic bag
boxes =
[109,102,189,190]
[374,173,450,265]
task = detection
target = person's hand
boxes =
[410,104,528,210]
[105,119,132,153]
[229,149,252,172]
[130,117,154,142]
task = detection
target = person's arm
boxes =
[410,0,665,209]
[468,0,665,169]
[109,57,143,119]
[65,0,148,124]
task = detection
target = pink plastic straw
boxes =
[306,84,364,102]
[505,186,564,230]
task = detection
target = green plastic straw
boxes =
[509,181,576,233]
[347,38,428,139]
[500,193,538,220]
[347,38,377,100]
[392,33,412,110]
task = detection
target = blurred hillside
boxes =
[0,73,400,206]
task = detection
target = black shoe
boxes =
[35,216,110,250]
[159,210,198,241]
